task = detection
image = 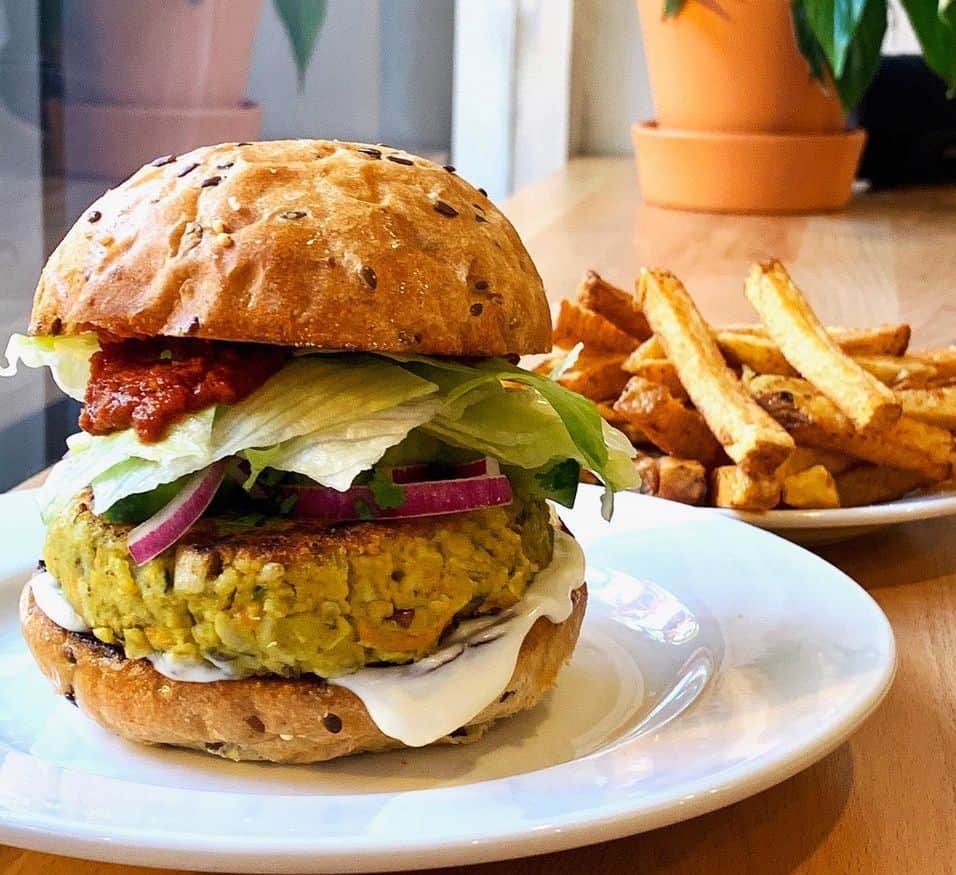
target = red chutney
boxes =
[80,339,288,443]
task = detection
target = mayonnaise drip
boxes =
[29,528,585,747]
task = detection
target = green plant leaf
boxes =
[663,0,688,18]
[791,0,831,83]
[802,0,869,78]
[273,0,328,90]
[899,0,956,89]
[831,0,887,110]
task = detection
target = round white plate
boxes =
[712,487,956,546]
[0,486,895,873]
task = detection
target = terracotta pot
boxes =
[62,0,264,108]
[635,0,845,134]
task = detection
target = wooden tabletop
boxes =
[4,158,956,875]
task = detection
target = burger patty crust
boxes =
[43,494,554,678]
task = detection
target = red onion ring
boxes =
[286,473,512,522]
[127,461,226,565]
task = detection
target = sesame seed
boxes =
[149,154,176,167]
[279,733,294,741]
[470,302,484,316]
[323,713,343,734]
[236,142,252,146]
[478,187,488,197]
[216,233,234,247]
[475,214,488,223]
[216,161,234,170]
[360,265,378,289]
[386,155,414,166]
[87,210,102,223]
[474,280,489,290]
[443,164,456,173]
[433,200,458,218]
[280,210,307,220]
[200,175,221,188]
[357,147,382,159]
[228,196,241,211]
[212,219,226,234]
[177,162,199,177]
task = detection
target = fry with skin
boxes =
[896,385,956,429]
[555,353,630,402]
[711,465,781,510]
[631,450,708,505]
[750,374,953,481]
[553,300,640,354]
[637,268,794,476]
[782,465,840,508]
[852,354,938,387]
[835,466,930,507]
[745,260,901,432]
[576,271,651,340]
[613,376,726,468]
[623,358,689,402]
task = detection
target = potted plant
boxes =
[632,0,956,213]
[52,0,326,179]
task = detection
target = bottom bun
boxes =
[20,583,586,764]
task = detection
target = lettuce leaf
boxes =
[44,356,438,517]
[0,333,99,400]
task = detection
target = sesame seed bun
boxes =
[29,140,551,356]
[20,582,586,764]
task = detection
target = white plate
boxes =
[0,486,895,873]
[712,487,956,546]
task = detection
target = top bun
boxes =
[30,140,551,356]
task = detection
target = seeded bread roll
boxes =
[29,140,551,356]
[20,583,586,764]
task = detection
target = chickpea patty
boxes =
[43,493,554,678]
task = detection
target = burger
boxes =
[2,139,637,763]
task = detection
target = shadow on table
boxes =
[375,743,854,875]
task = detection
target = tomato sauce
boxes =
[80,339,288,443]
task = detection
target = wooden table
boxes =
[4,158,956,875]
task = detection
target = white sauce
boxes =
[30,571,90,633]
[29,529,585,747]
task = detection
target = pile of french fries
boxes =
[546,262,956,510]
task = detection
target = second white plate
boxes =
[0,486,895,872]
[713,487,956,545]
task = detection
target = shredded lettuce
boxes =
[0,333,99,400]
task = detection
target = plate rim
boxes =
[0,488,897,872]
[710,487,956,529]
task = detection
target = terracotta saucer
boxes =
[632,121,866,214]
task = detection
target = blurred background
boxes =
[0,0,951,488]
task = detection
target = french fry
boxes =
[631,450,708,505]
[711,465,781,510]
[553,300,640,354]
[718,322,911,355]
[910,347,956,380]
[835,466,930,507]
[714,330,796,375]
[576,271,651,340]
[777,446,856,478]
[637,268,794,476]
[750,374,953,481]
[745,260,902,432]
[852,354,937,387]
[782,465,840,508]
[896,385,956,429]
[624,358,689,402]
[613,376,726,467]
[622,335,666,370]
[555,353,630,402]
[596,401,648,445]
